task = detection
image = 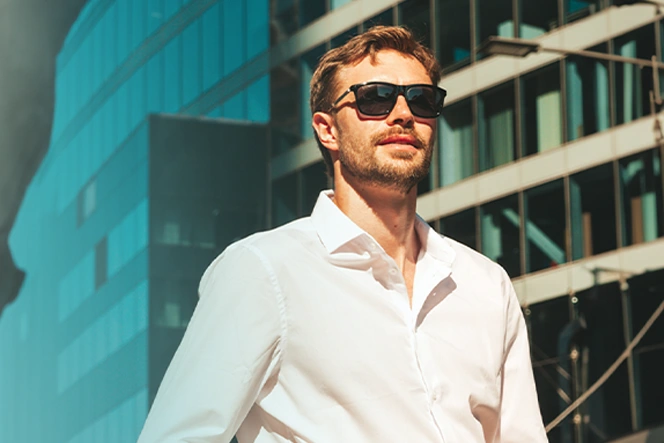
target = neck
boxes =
[333,175,420,270]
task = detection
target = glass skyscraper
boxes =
[1,0,663,442]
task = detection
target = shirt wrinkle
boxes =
[138,190,548,443]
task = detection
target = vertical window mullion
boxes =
[564,175,573,263]
[470,0,478,63]
[613,159,624,248]
[519,190,527,276]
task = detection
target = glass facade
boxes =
[3,1,664,442]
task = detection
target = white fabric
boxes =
[138,190,547,443]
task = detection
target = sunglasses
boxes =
[332,82,447,118]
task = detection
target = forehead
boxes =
[336,50,431,90]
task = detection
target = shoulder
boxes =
[445,236,508,277]
[199,217,317,290]
[441,234,514,299]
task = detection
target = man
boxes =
[139,26,547,442]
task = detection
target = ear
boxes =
[312,112,339,153]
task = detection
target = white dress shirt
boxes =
[138,190,547,443]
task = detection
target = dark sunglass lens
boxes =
[356,83,397,115]
[406,86,441,117]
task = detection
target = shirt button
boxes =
[389,269,397,275]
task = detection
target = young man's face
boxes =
[331,50,437,194]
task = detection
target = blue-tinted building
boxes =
[0,1,269,441]
[2,0,664,442]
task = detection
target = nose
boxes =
[386,94,415,127]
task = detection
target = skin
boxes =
[312,50,437,306]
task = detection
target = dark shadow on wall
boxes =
[0,0,87,316]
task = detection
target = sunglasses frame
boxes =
[331,81,447,118]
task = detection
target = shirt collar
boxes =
[310,190,456,268]
[311,190,366,254]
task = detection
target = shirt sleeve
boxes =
[499,273,549,443]
[137,242,286,443]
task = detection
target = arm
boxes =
[499,275,548,443]
[138,243,285,442]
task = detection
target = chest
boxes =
[277,263,507,397]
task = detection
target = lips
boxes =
[378,134,421,149]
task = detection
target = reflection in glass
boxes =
[564,0,601,24]
[566,48,610,141]
[299,0,325,28]
[629,269,664,428]
[362,8,393,30]
[272,173,298,227]
[330,28,358,49]
[437,0,471,72]
[301,161,329,216]
[479,83,516,171]
[300,45,326,139]
[440,208,477,250]
[522,64,562,156]
[526,296,571,443]
[439,99,474,186]
[614,26,656,125]
[519,0,559,38]
[619,149,664,246]
[525,180,566,273]
[399,0,431,49]
[570,164,617,260]
[576,283,632,441]
[480,195,521,277]
[477,0,514,44]
[270,58,300,156]
[271,0,298,44]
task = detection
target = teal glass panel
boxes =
[481,195,521,277]
[566,47,610,141]
[439,98,474,186]
[525,180,567,273]
[479,82,516,170]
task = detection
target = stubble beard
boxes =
[337,128,433,194]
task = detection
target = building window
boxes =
[522,64,563,157]
[77,179,97,225]
[330,27,358,48]
[399,0,431,49]
[477,0,514,44]
[630,269,664,428]
[437,0,471,72]
[439,98,474,186]
[619,149,664,246]
[480,194,521,277]
[299,0,325,28]
[566,46,610,141]
[479,82,516,171]
[440,208,477,250]
[519,0,559,38]
[569,163,617,260]
[95,237,108,289]
[270,58,301,156]
[271,0,298,45]
[614,25,656,126]
[524,180,567,273]
[272,173,298,227]
[576,283,633,440]
[564,0,601,24]
[526,295,571,443]
[300,46,325,139]
[362,8,393,30]
[300,161,328,216]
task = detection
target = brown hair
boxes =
[309,25,442,176]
